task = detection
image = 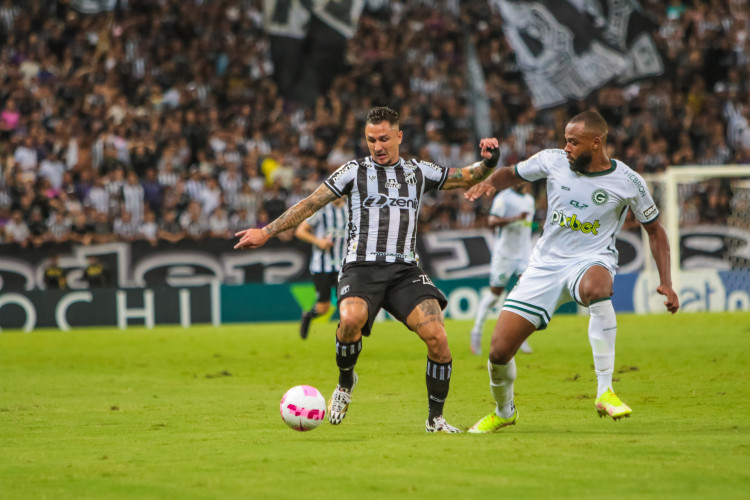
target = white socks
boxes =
[588,299,617,398]
[471,290,502,336]
[488,358,516,418]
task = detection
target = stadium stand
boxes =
[0,0,748,249]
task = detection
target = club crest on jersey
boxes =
[550,209,600,235]
[592,189,609,206]
[384,179,401,189]
[405,172,417,185]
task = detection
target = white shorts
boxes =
[489,257,528,289]
[502,258,615,330]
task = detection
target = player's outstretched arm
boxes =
[441,138,500,190]
[234,184,338,250]
[643,219,680,314]
[464,167,524,201]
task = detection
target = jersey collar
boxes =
[370,156,402,168]
[579,159,617,177]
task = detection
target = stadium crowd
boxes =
[0,0,748,247]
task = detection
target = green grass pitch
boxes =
[1,312,749,499]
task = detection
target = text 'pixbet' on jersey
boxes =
[550,209,601,235]
[362,194,418,209]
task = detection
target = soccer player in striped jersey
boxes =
[236,106,501,433]
[464,110,680,433]
[295,196,348,340]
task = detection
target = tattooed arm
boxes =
[440,137,500,190]
[234,184,338,249]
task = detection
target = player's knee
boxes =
[489,336,514,364]
[338,299,368,336]
[581,285,612,305]
[488,347,513,365]
[579,267,613,305]
[339,309,366,329]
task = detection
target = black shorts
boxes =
[336,262,447,336]
[312,271,338,303]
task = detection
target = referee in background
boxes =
[294,196,348,339]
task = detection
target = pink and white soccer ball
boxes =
[279,385,326,431]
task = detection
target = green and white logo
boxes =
[592,189,609,205]
[570,200,588,209]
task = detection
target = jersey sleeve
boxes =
[627,171,660,224]
[324,160,358,197]
[489,192,507,218]
[415,159,449,191]
[514,149,561,182]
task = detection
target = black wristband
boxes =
[482,147,500,168]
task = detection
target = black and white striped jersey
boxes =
[306,202,348,274]
[324,156,448,265]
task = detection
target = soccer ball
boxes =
[279,385,326,431]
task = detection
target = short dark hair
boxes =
[569,110,608,136]
[366,107,399,127]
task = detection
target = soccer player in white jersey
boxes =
[235,106,502,433]
[470,184,535,356]
[464,110,680,433]
[295,196,348,340]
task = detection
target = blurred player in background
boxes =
[43,254,66,290]
[470,183,535,356]
[295,196,348,340]
[236,106,501,433]
[83,255,109,288]
[464,110,679,434]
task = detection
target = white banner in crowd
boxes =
[263,0,365,39]
[70,0,120,14]
[494,0,664,109]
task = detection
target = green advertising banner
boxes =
[220,278,577,324]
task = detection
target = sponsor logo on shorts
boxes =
[592,189,609,206]
[550,209,601,235]
[340,285,350,295]
[417,274,435,286]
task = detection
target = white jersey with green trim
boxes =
[515,149,659,269]
[489,188,535,262]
